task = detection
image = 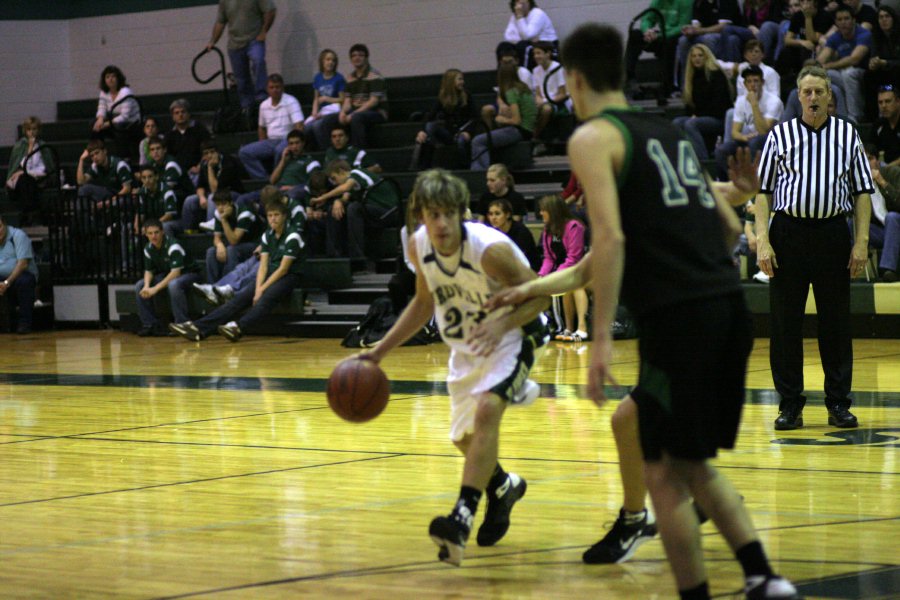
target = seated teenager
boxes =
[205,190,264,283]
[170,199,305,342]
[471,62,537,171]
[473,163,528,220]
[486,198,540,271]
[5,116,55,226]
[76,139,132,203]
[324,126,381,173]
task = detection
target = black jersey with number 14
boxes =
[593,108,741,318]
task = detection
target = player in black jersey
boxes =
[490,23,798,600]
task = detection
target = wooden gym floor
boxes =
[0,331,897,599]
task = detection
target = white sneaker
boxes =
[511,379,540,407]
[213,284,234,301]
[192,283,218,305]
[753,271,770,284]
[199,218,215,231]
[744,575,799,599]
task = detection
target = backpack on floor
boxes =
[341,296,439,348]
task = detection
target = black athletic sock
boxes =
[451,486,482,530]
[485,463,507,497]
[736,541,774,578]
[679,581,710,600]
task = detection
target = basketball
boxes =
[327,357,390,423]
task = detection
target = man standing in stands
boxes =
[0,215,38,334]
[206,0,276,112]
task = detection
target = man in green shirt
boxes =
[624,0,693,98]
[147,136,193,195]
[134,218,201,336]
[170,199,304,342]
[312,159,400,266]
[206,190,264,282]
[76,139,132,202]
[137,165,178,226]
[324,126,381,173]
[269,129,322,200]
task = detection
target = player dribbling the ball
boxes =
[358,169,550,566]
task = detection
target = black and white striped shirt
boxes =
[758,116,874,218]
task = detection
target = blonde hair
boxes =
[22,116,41,133]
[487,163,515,189]
[408,169,470,218]
[683,44,731,108]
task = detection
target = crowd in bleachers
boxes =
[2,0,899,339]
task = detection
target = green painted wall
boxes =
[0,1,217,20]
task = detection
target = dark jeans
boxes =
[135,272,201,327]
[388,266,416,314]
[768,213,853,411]
[412,121,471,169]
[4,270,36,330]
[193,271,301,336]
[715,136,767,181]
[625,30,678,96]
[8,174,42,219]
[326,201,400,260]
[205,241,256,283]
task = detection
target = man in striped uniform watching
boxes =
[756,65,873,431]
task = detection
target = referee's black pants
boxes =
[768,212,853,412]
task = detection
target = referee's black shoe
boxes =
[774,406,803,430]
[827,405,859,428]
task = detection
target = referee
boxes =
[756,65,872,431]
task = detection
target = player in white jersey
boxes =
[361,169,549,567]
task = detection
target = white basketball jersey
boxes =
[414,221,530,354]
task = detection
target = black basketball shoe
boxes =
[429,514,471,567]
[477,473,527,546]
[582,508,657,564]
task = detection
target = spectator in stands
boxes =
[136,165,178,231]
[471,63,537,171]
[624,0,692,100]
[722,39,780,99]
[674,44,733,160]
[134,218,201,337]
[486,198,540,271]
[76,139,132,203]
[138,117,159,166]
[503,0,558,69]
[675,0,742,89]
[0,214,38,333]
[166,99,212,187]
[92,65,141,161]
[876,86,900,166]
[266,129,322,202]
[561,172,586,222]
[303,172,330,256]
[335,44,388,149]
[306,49,347,150]
[774,0,803,62]
[147,137,192,195]
[410,69,478,170]
[313,159,400,267]
[193,185,307,305]
[473,163,527,220]
[324,126,381,172]
[206,0,276,111]
[481,44,535,132]
[165,139,243,237]
[531,41,569,154]
[720,0,784,62]
[206,190,263,283]
[817,5,872,121]
[779,0,833,77]
[5,117,54,226]
[238,73,304,180]
[714,66,782,180]
[844,0,877,31]
[865,7,900,120]
[537,194,588,342]
[864,144,900,281]
[170,199,304,342]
